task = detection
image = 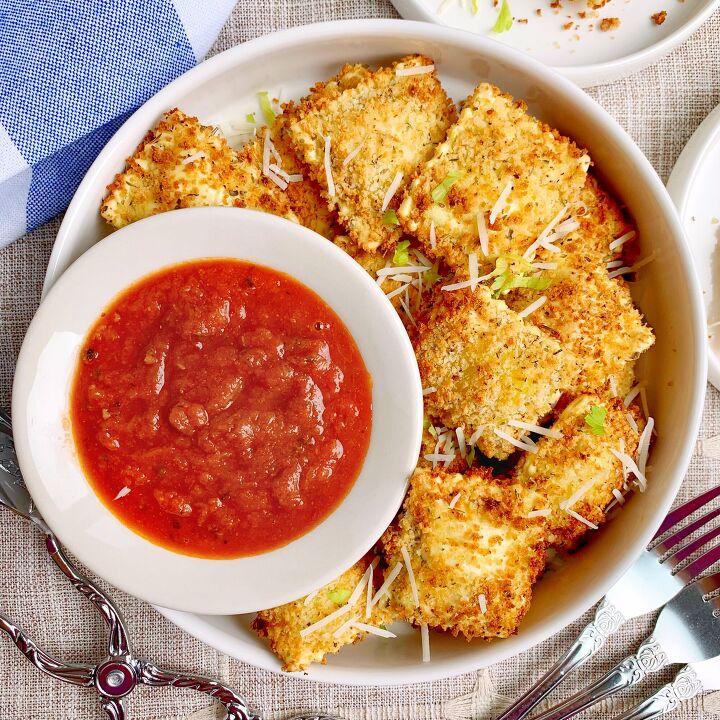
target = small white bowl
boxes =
[11,207,423,615]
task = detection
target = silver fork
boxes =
[611,654,720,720]
[496,483,720,720]
[530,571,720,720]
[0,410,339,720]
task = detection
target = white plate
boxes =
[390,0,719,88]
[44,20,706,684]
[667,104,720,389]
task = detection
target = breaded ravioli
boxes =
[398,83,589,272]
[381,467,547,639]
[252,555,391,672]
[514,394,644,551]
[273,64,372,239]
[286,55,457,253]
[415,286,580,459]
[504,261,654,393]
[100,109,298,229]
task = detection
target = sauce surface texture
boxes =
[71,259,372,558]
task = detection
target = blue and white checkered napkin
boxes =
[0,0,236,248]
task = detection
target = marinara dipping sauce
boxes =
[70,259,372,558]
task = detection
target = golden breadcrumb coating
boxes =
[560,174,634,266]
[273,63,371,239]
[286,55,457,253]
[398,82,589,272]
[504,260,654,393]
[252,555,391,672]
[100,109,297,229]
[415,285,580,459]
[514,394,645,551]
[381,467,547,639]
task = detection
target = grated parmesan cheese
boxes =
[609,375,618,397]
[478,594,488,614]
[636,417,654,477]
[114,486,131,500]
[181,151,205,165]
[468,427,484,446]
[476,212,489,256]
[422,386,437,396]
[448,492,461,509]
[381,171,404,212]
[333,615,359,638]
[489,181,513,226]
[323,135,335,197]
[611,448,647,491]
[401,546,420,608]
[353,621,397,638]
[493,428,538,453]
[396,64,435,77]
[468,252,479,292]
[508,419,562,439]
[565,508,599,530]
[429,221,437,249]
[517,295,547,319]
[625,413,639,434]
[609,230,636,252]
[532,262,557,270]
[370,562,403,609]
[528,508,552,518]
[343,142,364,167]
[523,204,571,259]
[624,384,642,407]
[420,623,431,662]
[456,426,466,459]
[303,588,320,606]
[612,488,626,505]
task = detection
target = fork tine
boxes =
[665,524,720,566]
[677,545,720,584]
[654,484,720,540]
[695,571,720,595]
[655,505,720,555]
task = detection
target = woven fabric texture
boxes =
[1,1,720,718]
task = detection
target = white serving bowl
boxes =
[39,20,706,683]
[11,207,423,615]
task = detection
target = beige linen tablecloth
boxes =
[2,2,720,718]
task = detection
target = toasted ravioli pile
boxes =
[99,56,657,672]
[382,467,547,639]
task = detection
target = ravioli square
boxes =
[252,555,392,672]
[381,467,547,639]
[398,82,590,272]
[513,394,645,551]
[286,55,457,253]
[415,285,580,459]
[504,261,654,394]
[100,109,298,229]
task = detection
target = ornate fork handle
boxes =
[0,610,95,687]
[138,660,261,720]
[532,635,670,720]
[495,599,626,720]
[45,533,131,657]
[613,665,705,720]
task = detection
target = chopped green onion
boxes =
[472,0,480,12]
[392,240,411,265]
[431,171,460,203]
[383,209,400,226]
[428,423,438,439]
[328,588,351,605]
[258,91,276,125]
[246,112,256,123]
[423,416,431,431]
[487,254,550,297]
[467,445,476,467]
[424,263,441,287]
[584,405,607,435]
[492,0,513,32]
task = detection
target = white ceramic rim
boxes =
[13,207,423,615]
[43,19,707,684]
[388,0,720,88]
[666,103,720,390]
